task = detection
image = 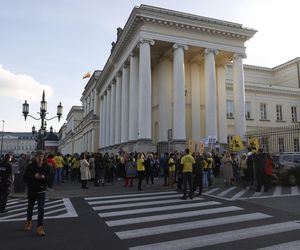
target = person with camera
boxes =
[23,150,50,237]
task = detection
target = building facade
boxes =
[59,71,101,154]
[97,5,256,153]
[59,5,300,154]
[0,132,36,155]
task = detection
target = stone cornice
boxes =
[82,70,101,97]
[272,57,300,72]
[226,81,300,97]
[137,4,256,40]
[137,15,254,41]
[96,4,256,93]
[240,58,300,73]
[241,64,273,73]
[66,106,83,121]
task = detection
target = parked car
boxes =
[272,152,300,186]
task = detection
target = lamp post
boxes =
[22,90,63,150]
[0,120,4,157]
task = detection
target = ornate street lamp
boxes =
[22,90,63,150]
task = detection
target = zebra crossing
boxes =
[85,191,300,249]
[203,184,300,200]
[0,197,78,222]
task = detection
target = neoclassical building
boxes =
[97,5,256,152]
[59,71,101,154]
[59,5,300,154]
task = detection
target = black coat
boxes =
[23,161,50,193]
[0,161,12,188]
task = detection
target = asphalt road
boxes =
[1,191,300,250]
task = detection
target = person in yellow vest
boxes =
[71,154,80,181]
[180,148,195,200]
[136,153,145,191]
[53,153,64,184]
[206,152,214,186]
[168,153,176,186]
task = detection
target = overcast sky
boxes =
[1,0,299,132]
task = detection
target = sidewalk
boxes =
[10,175,225,199]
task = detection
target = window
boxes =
[226,100,234,118]
[245,102,251,119]
[260,103,267,120]
[261,137,269,153]
[291,106,298,122]
[278,138,284,152]
[276,105,283,121]
[227,135,233,144]
[294,138,300,152]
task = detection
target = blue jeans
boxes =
[55,168,63,184]
[203,171,208,188]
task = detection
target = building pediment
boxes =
[136,5,256,41]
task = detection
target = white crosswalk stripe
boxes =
[92,197,204,211]
[203,185,300,200]
[87,191,300,249]
[88,193,182,205]
[99,201,219,218]
[105,205,243,227]
[130,221,300,250]
[116,212,271,240]
[257,240,300,250]
[0,198,78,222]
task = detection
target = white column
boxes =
[217,65,228,144]
[158,57,172,142]
[204,49,218,139]
[191,62,201,142]
[82,100,85,116]
[100,96,104,148]
[104,91,109,147]
[233,53,247,139]
[115,73,122,144]
[93,89,98,115]
[121,64,130,143]
[129,53,139,141]
[110,81,116,145]
[138,39,154,140]
[91,129,95,152]
[103,93,107,147]
[106,86,111,146]
[173,44,188,141]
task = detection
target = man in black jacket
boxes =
[0,154,13,213]
[254,148,268,192]
[23,150,50,236]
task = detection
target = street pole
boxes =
[0,120,4,157]
[22,90,63,151]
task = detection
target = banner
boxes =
[248,137,259,152]
[230,135,244,152]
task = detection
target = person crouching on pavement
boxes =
[23,150,50,236]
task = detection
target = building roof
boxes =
[44,132,59,141]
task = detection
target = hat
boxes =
[35,150,44,156]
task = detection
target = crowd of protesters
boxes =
[0,146,275,236]
[0,146,275,196]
